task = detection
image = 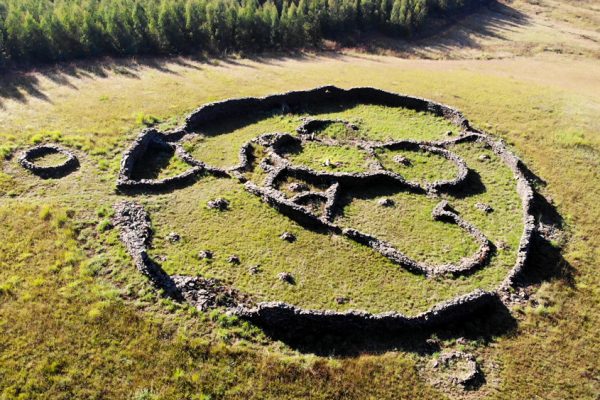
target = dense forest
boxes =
[0,0,484,69]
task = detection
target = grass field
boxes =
[1,0,599,399]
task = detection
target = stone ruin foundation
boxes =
[113,85,539,334]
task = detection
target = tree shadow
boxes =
[0,55,203,109]
[352,0,531,58]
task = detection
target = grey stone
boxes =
[378,198,395,207]
[393,155,411,166]
[198,250,213,260]
[166,232,181,243]
[475,202,494,213]
[277,272,295,284]
[280,231,296,242]
[207,198,229,211]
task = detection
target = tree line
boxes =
[0,0,483,69]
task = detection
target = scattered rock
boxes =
[277,272,295,284]
[434,351,482,387]
[478,154,491,162]
[207,198,229,211]
[456,337,468,345]
[378,198,395,207]
[445,130,453,136]
[227,255,240,264]
[198,250,213,260]
[166,232,181,243]
[335,296,349,305]
[288,182,309,192]
[172,275,252,311]
[393,155,411,166]
[475,203,493,213]
[280,231,296,242]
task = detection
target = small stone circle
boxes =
[18,144,79,179]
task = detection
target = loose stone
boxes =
[207,198,229,210]
[166,232,181,243]
[475,202,494,213]
[227,255,241,264]
[288,182,309,192]
[280,231,296,242]
[378,198,395,207]
[248,265,261,275]
[198,250,213,260]
[393,155,411,166]
[277,272,295,284]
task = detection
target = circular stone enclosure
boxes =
[114,86,538,333]
[19,144,79,179]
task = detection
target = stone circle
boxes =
[18,144,79,179]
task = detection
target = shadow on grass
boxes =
[258,296,517,357]
[350,1,530,57]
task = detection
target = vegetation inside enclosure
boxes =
[182,103,459,169]
[284,141,373,173]
[130,142,190,180]
[0,0,487,69]
[375,147,460,183]
[29,150,70,167]
[136,103,524,315]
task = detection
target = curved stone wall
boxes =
[18,144,79,178]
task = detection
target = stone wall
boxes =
[114,85,540,333]
[18,144,79,179]
[116,128,227,192]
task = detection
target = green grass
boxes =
[0,36,599,399]
[285,142,373,173]
[29,151,70,168]
[375,147,460,183]
[131,145,191,181]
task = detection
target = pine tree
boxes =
[185,0,209,50]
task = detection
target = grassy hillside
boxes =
[0,1,599,399]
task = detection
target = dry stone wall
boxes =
[18,144,79,178]
[114,86,539,333]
